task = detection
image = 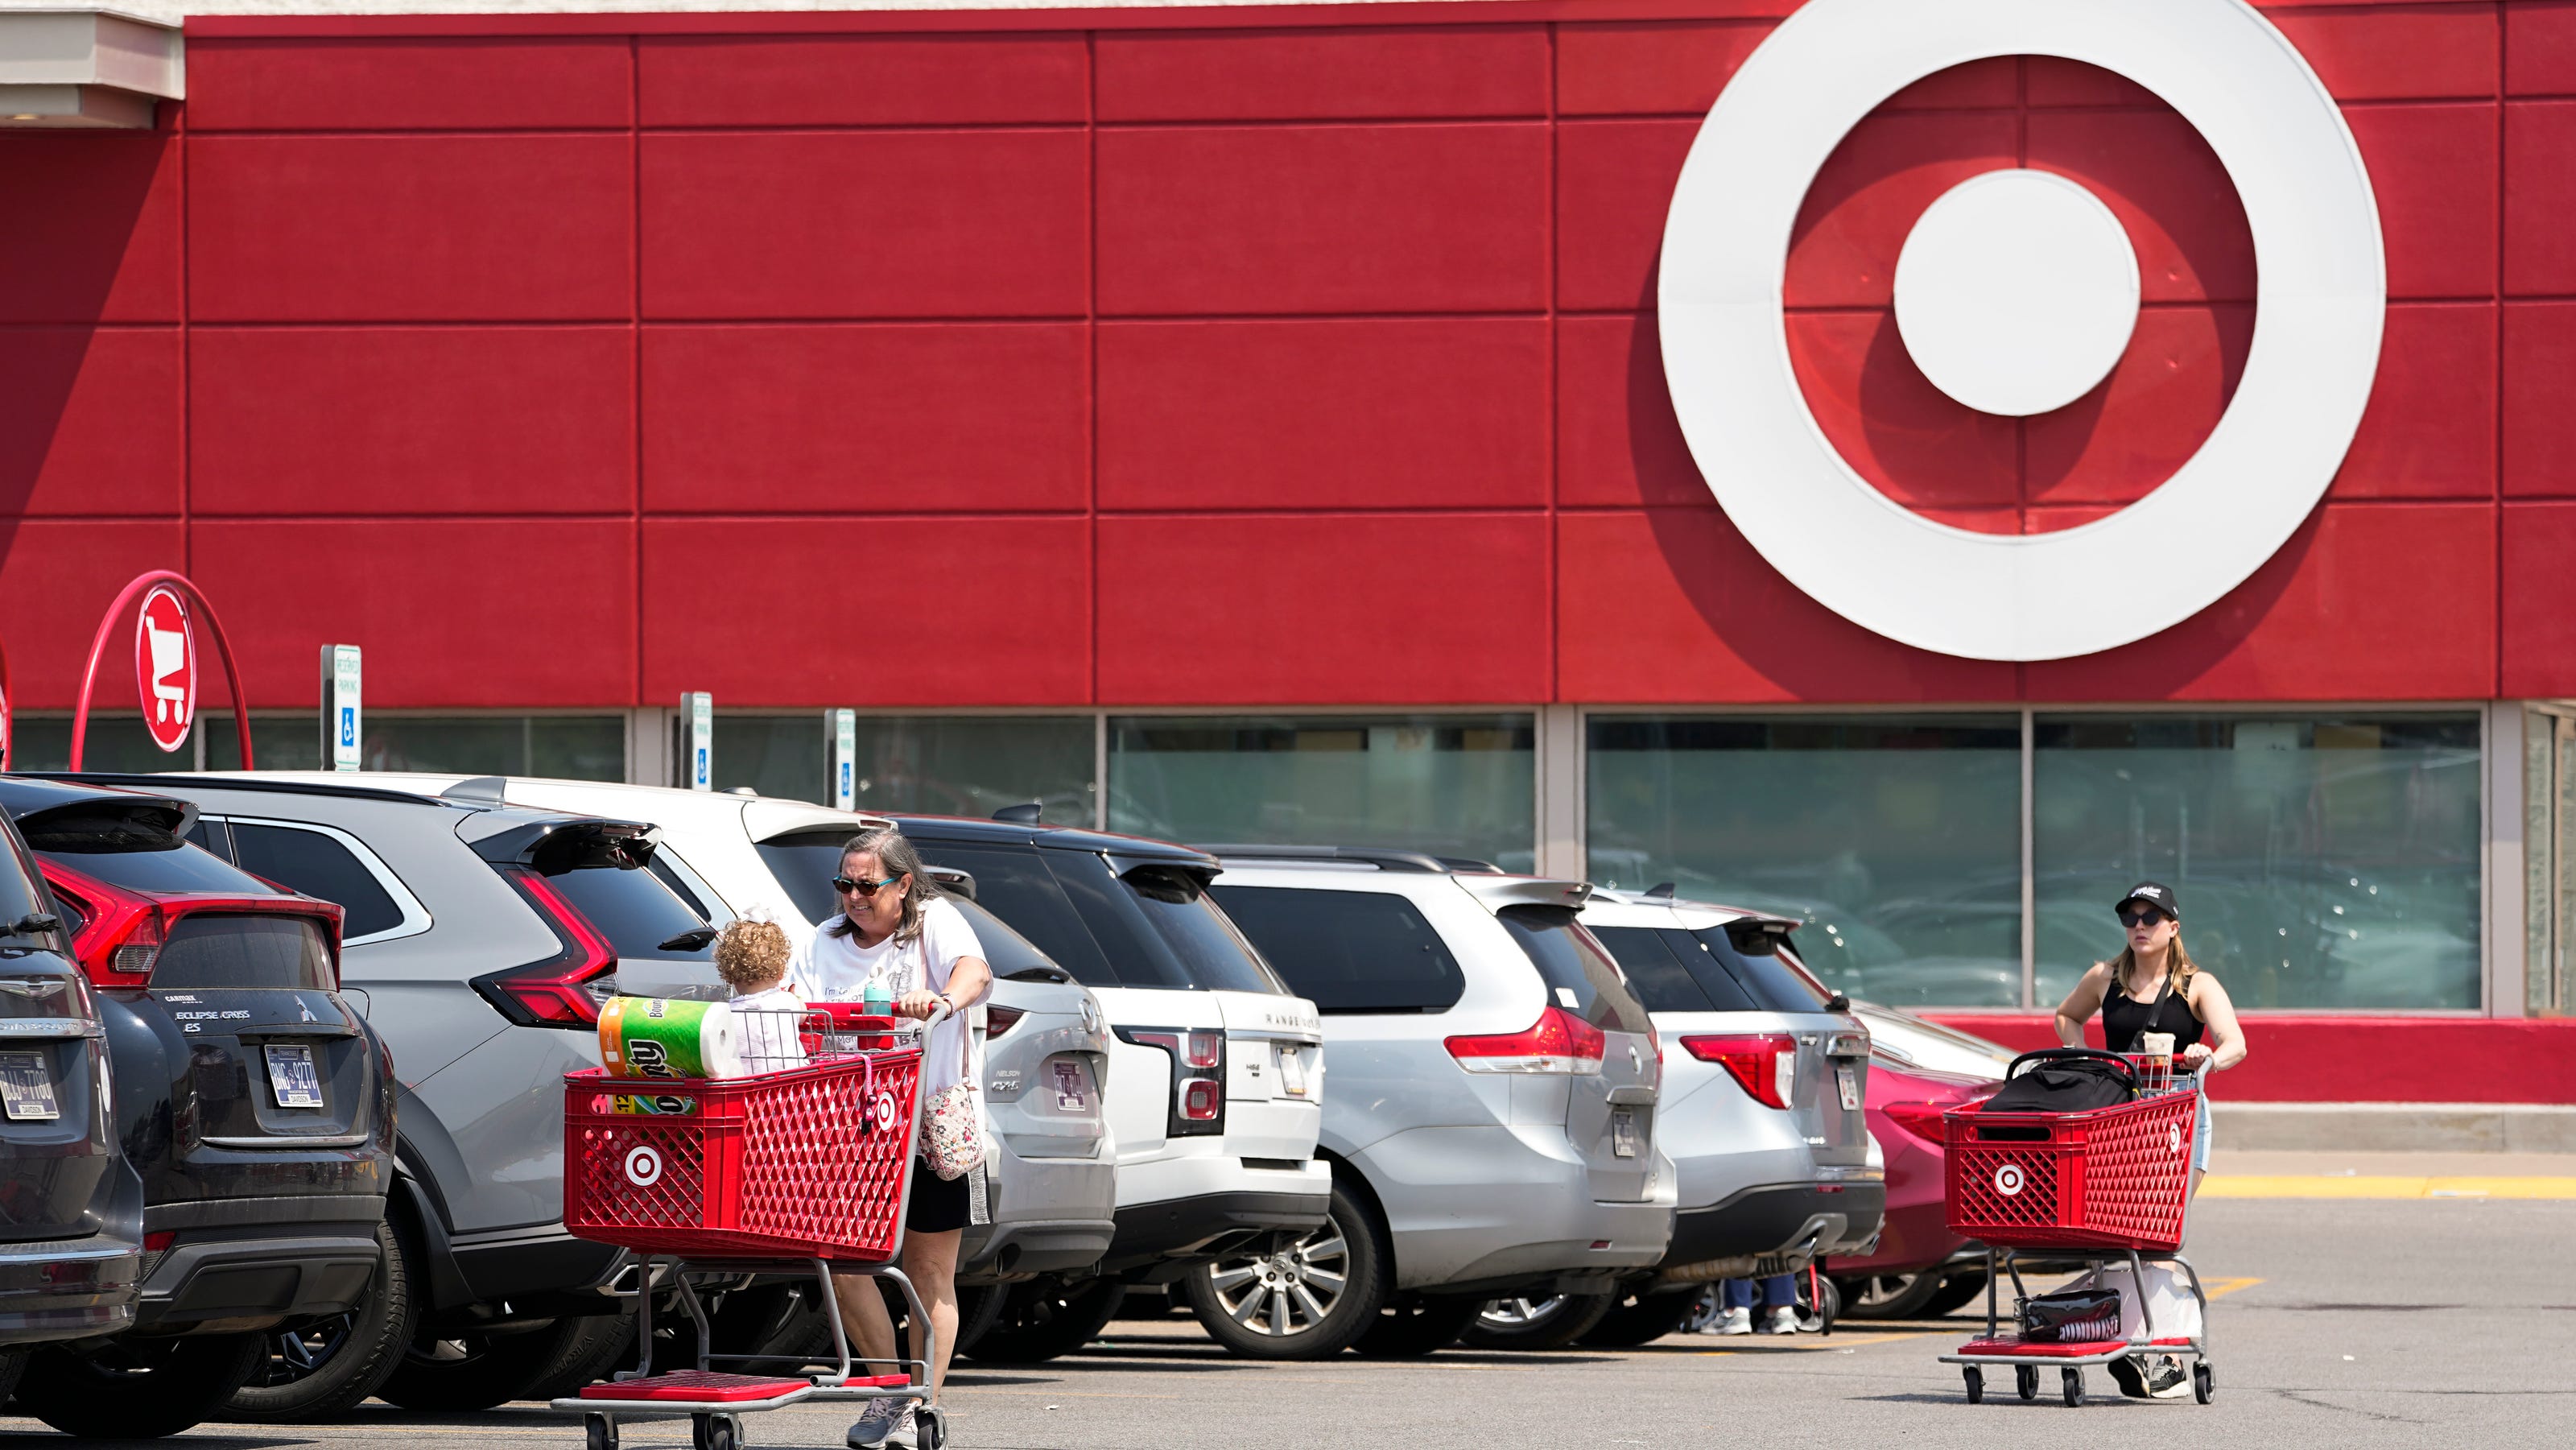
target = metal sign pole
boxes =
[683,692,712,791]
[829,708,856,811]
[320,645,361,771]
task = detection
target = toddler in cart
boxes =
[715,917,808,1073]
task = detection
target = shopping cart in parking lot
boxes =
[555,1002,947,1450]
[1934,1049,2216,1408]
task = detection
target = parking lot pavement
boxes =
[7,1196,2570,1450]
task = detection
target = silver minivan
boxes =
[1190,849,1674,1358]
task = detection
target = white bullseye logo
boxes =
[1660,0,2385,660]
[2169,1124,2185,1155]
[624,1146,663,1188]
[1994,1163,2027,1197]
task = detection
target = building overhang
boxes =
[0,9,182,130]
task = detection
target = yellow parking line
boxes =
[2201,1175,2576,1200]
[2201,1276,2264,1299]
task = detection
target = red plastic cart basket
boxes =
[1942,1084,2198,1254]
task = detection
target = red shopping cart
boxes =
[554,1002,948,1450]
[1934,1048,2216,1407]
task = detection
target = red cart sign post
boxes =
[69,571,254,771]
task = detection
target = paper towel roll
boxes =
[598,997,746,1080]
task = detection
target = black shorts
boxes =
[906,1159,972,1234]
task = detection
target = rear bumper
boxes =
[960,1217,1117,1281]
[1105,1190,1329,1274]
[0,1235,140,1345]
[138,1226,382,1333]
[1652,1181,1887,1285]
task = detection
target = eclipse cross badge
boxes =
[623,1146,663,1188]
[1993,1163,2026,1198]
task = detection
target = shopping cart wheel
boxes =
[917,1406,946,1450]
[2016,1365,2038,1401]
[691,1413,741,1450]
[1962,1366,1983,1403]
[584,1414,617,1450]
[2060,1368,2084,1407]
[2193,1361,2215,1404]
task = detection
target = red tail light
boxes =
[39,863,341,990]
[1117,1027,1228,1137]
[1881,1100,1954,1144]
[1446,1006,1607,1076]
[985,1006,1026,1038]
[1181,1078,1222,1121]
[1683,1032,1797,1109]
[474,867,618,1029]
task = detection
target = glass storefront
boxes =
[16,713,625,781]
[715,715,1094,822]
[1110,716,1535,869]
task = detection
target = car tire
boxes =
[952,1282,1009,1357]
[960,1277,1125,1364]
[0,1348,25,1405]
[1349,1295,1483,1358]
[228,1217,418,1419]
[381,1315,625,1411]
[15,1332,265,1439]
[1833,1270,1949,1320]
[1576,1288,1703,1348]
[1918,1270,1992,1319]
[1180,1184,1385,1361]
[1461,1291,1616,1350]
[522,1315,639,1402]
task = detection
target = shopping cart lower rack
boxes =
[551,1004,947,1450]
[1934,1048,2216,1408]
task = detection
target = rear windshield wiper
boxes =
[656,926,719,953]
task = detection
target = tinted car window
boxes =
[1690,926,1836,1012]
[911,844,1124,987]
[1045,854,1287,995]
[229,824,405,940]
[1587,925,1772,1014]
[754,831,851,927]
[152,914,334,991]
[0,820,52,936]
[546,862,715,965]
[35,842,283,896]
[1498,906,1651,1033]
[947,896,1064,981]
[1213,885,1463,1014]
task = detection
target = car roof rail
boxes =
[1197,843,1475,873]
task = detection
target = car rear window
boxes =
[1689,926,1836,1013]
[545,861,715,965]
[1588,926,1762,1014]
[227,824,406,940]
[754,831,857,927]
[35,841,283,897]
[948,896,1067,982]
[1044,853,1290,997]
[1497,906,1650,1033]
[151,915,335,991]
[1212,885,1464,1014]
[0,821,50,932]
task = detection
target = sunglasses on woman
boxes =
[2117,906,2169,929]
[834,874,905,899]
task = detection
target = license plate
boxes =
[0,1051,57,1122]
[264,1044,324,1109]
[1052,1060,1087,1112]
[1612,1108,1638,1159]
[1837,1065,1860,1112]
[1278,1045,1309,1098]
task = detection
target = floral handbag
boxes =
[921,1080,982,1182]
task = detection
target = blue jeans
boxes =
[1722,1275,1797,1312]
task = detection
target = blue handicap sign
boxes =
[339,706,356,748]
[695,746,709,785]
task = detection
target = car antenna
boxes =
[1645,882,1676,899]
[992,802,1042,824]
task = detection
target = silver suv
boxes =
[1570,886,1882,1344]
[1192,848,1674,1358]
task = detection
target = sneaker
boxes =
[1763,1306,1800,1335]
[885,1407,920,1450]
[2147,1357,2193,1398]
[847,1398,907,1448]
[2108,1355,2149,1399]
[1703,1306,1753,1336]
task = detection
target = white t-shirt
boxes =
[786,897,988,1095]
[727,983,807,1075]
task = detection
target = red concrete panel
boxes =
[2504,501,2576,696]
[2343,103,2498,300]
[186,38,634,130]
[0,134,179,323]
[2507,100,2576,293]
[191,327,634,515]
[1554,20,1769,117]
[0,519,186,708]
[1556,312,1711,509]
[2331,303,2496,500]
[190,135,631,321]
[1879,58,2018,111]
[1786,311,2019,522]
[2025,304,2253,514]
[638,34,1086,126]
[2025,504,2496,702]
[1096,26,1546,121]
[2267,5,2497,101]
[2508,0,2576,95]
[2024,57,2159,109]
[1097,124,1548,316]
[1555,510,2018,704]
[1785,112,2019,309]
[1098,319,1547,510]
[0,329,180,518]
[2506,301,2576,496]
[642,130,1087,320]
[2026,109,2256,305]
[642,324,1088,513]
[1097,514,1549,704]
[190,518,636,707]
[642,518,1089,706]
[1556,119,1699,313]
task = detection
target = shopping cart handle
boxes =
[2003,1047,2139,1082]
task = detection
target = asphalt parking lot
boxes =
[8,1193,2568,1450]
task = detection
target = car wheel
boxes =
[1181,1184,1385,1361]
[228,1217,418,1419]
[15,1333,265,1439]
[1833,1270,1948,1320]
[380,1315,624,1411]
[1349,1295,1483,1358]
[952,1282,1008,1357]
[961,1277,1125,1364]
[0,1348,25,1405]
[522,1315,639,1402]
[1576,1288,1703,1347]
[1918,1269,1992,1319]
[1461,1291,1616,1350]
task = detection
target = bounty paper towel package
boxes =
[597,996,747,1080]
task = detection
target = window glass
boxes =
[1110,716,1537,871]
[1212,886,1465,1014]
[908,843,1123,988]
[648,853,716,923]
[1687,927,1835,1012]
[35,842,282,896]
[152,915,334,991]
[10,717,204,774]
[948,897,1066,982]
[189,713,625,780]
[715,716,1095,821]
[2033,714,2481,1010]
[1587,926,1720,1014]
[1587,716,2024,1007]
[543,863,715,965]
[1043,852,1289,995]
[0,818,54,928]
[228,824,406,940]
[1496,906,1650,1033]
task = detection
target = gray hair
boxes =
[825,826,944,946]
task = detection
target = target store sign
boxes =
[132,585,196,755]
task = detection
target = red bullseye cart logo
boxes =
[624,1146,664,1188]
[1993,1163,2027,1197]
[132,584,196,754]
[870,1091,900,1134]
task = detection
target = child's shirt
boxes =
[728,983,807,1073]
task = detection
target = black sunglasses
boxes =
[2117,906,2169,929]
[834,873,905,899]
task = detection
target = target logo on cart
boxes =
[1993,1163,2027,1198]
[870,1091,899,1134]
[624,1145,664,1188]
[2169,1124,2186,1156]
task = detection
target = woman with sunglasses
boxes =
[786,826,991,1450]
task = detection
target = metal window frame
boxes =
[200,814,434,948]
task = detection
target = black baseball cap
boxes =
[2115,882,2178,919]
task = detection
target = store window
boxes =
[2033,714,2480,1011]
[717,716,1093,818]
[1586,716,2025,1007]
[8,716,204,773]
[1109,716,1535,869]
[14,713,622,780]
